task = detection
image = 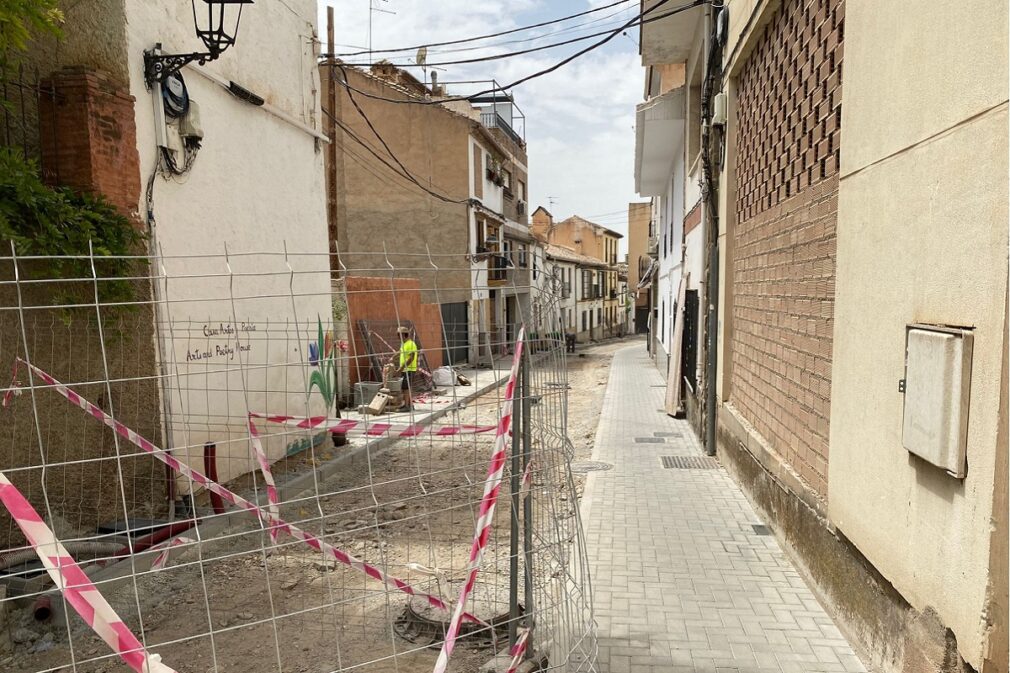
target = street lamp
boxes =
[144,0,253,87]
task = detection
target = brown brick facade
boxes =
[684,200,702,235]
[736,0,843,222]
[39,67,141,218]
[728,0,843,497]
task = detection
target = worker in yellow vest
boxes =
[394,326,418,412]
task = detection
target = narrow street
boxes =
[582,343,867,673]
[0,2,1005,673]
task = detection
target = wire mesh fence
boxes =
[0,244,596,673]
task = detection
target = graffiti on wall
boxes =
[306,317,349,411]
[286,317,349,457]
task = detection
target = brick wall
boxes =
[728,0,844,497]
[344,277,444,386]
[39,67,141,218]
[684,200,702,235]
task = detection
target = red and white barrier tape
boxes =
[245,413,495,542]
[247,418,280,544]
[0,473,176,673]
[4,358,485,625]
[2,360,20,408]
[150,537,195,571]
[506,628,531,673]
[432,327,526,673]
[248,413,494,437]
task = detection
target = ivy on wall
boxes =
[0,0,62,66]
[0,149,146,306]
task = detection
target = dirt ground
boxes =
[3,337,634,673]
[561,338,634,488]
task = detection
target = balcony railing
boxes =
[480,111,524,147]
[489,254,508,283]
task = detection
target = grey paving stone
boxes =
[581,345,868,673]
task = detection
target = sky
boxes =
[317,0,649,251]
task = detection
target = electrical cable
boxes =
[322,103,467,205]
[335,63,463,203]
[325,0,635,57]
[324,0,706,106]
[363,3,638,60]
[326,66,468,204]
[338,128,445,200]
[444,6,637,55]
[331,1,705,69]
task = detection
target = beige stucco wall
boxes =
[123,0,334,485]
[329,66,471,306]
[828,2,1009,668]
[26,0,130,84]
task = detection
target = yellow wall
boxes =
[628,202,652,307]
[828,2,1009,668]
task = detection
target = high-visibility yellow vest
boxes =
[399,339,418,372]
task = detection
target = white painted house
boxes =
[635,85,686,377]
[25,0,335,486]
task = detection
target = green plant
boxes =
[0,149,146,307]
[308,317,337,412]
[0,0,63,61]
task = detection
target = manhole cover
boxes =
[660,455,720,470]
[571,461,613,473]
[634,437,664,444]
[752,524,772,536]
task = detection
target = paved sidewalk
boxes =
[581,344,867,673]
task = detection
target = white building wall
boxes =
[124,0,332,485]
[656,149,686,371]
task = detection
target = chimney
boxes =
[371,60,396,82]
[430,71,444,97]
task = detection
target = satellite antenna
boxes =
[368,0,396,62]
[416,46,428,85]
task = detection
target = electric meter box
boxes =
[901,324,973,478]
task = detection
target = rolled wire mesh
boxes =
[0,244,596,673]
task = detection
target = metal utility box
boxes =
[901,324,973,478]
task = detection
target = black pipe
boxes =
[702,3,725,457]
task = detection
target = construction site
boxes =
[0,249,598,673]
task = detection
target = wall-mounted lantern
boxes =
[144,0,253,87]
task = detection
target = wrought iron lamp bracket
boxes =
[144,47,218,88]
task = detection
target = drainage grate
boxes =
[571,461,613,473]
[653,432,682,438]
[660,455,720,470]
[751,524,772,536]
[634,437,664,444]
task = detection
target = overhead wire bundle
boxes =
[321,0,708,105]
